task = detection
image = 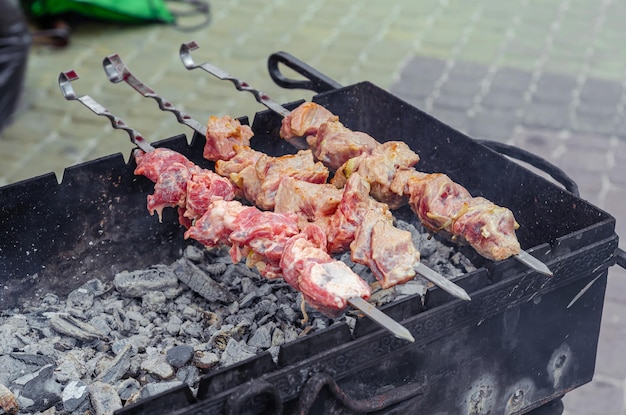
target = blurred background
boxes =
[1,1,625,414]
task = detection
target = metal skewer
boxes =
[179,40,553,279]
[58,71,154,153]
[348,297,414,343]
[59,69,416,342]
[102,53,472,302]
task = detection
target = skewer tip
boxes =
[515,250,553,276]
[414,263,471,301]
[348,297,415,342]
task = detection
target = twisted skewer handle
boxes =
[58,70,154,153]
[180,40,291,117]
[103,54,207,137]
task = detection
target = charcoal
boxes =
[11,364,62,413]
[176,366,199,387]
[139,381,184,399]
[395,280,428,297]
[235,263,260,279]
[277,303,298,323]
[192,350,219,369]
[166,345,195,368]
[66,287,95,311]
[220,339,257,366]
[184,245,206,263]
[181,306,200,321]
[0,205,473,412]
[256,283,273,297]
[370,287,398,306]
[49,313,104,341]
[88,381,123,415]
[201,261,229,276]
[210,324,244,351]
[8,352,55,367]
[117,378,140,401]
[62,380,88,412]
[140,352,174,380]
[111,334,149,355]
[113,265,179,297]
[272,328,285,347]
[89,315,112,336]
[96,344,133,384]
[142,291,168,314]
[247,325,272,349]
[172,258,235,303]
[55,350,91,383]
[180,321,203,337]
[239,291,258,308]
[166,315,183,336]
[0,315,30,354]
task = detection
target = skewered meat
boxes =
[147,162,191,221]
[281,225,371,317]
[307,119,380,171]
[274,177,342,222]
[218,146,329,210]
[320,174,420,288]
[332,141,420,209]
[135,148,237,224]
[279,102,522,262]
[204,115,254,161]
[136,141,422,296]
[184,199,371,313]
[406,173,520,261]
[134,147,195,182]
[203,119,429,290]
[279,101,336,140]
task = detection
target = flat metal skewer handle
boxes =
[58,70,154,154]
[103,54,207,137]
[180,40,291,117]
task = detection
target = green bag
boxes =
[22,0,209,24]
[26,0,178,24]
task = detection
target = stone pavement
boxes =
[1,0,625,413]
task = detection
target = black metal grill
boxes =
[0,53,622,415]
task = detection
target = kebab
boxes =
[102,53,472,301]
[177,41,552,276]
[58,69,415,342]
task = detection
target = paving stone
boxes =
[522,102,570,130]
[433,92,477,110]
[439,78,483,97]
[533,73,578,105]
[428,105,471,134]
[468,108,518,142]
[562,377,624,415]
[580,78,623,106]
[573,112,617,136]
[491,67,533,93]
[604,188,626,240]
[482,89,527,110]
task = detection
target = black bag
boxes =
[0,0,31,132]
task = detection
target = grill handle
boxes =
[267,51,342,93]
[476,139,579,197]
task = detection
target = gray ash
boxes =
[0,218,474,414]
